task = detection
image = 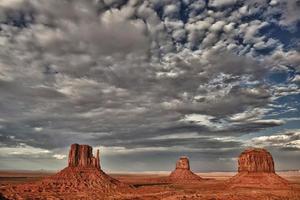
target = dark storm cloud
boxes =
[93,135,243,149]
[0,0,299,171]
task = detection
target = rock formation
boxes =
[1,144,130,199]
[68,143,100,169]
[169,156,202,182]
[238,148,275,173]
[228,148,290,189]
[176,156,190,170]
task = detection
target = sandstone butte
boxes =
[228,147,290,189]
[0,144,130,199]
[169,156,202,182]
[68,143,101,169]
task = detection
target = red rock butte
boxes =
[169,156,202,182]
[228,148,290,189]
[68,143,101,169]
[238,148,275,173]
[0,144,130,199]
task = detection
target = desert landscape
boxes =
[1,1,300,199]
[0,144,299,200]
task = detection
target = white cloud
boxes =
[0,0,23,8]
[151,132,202,140]
[229,107,271,122]
[181,114,228,131]
[239,6,248,15]
[34,127,43,132]
[164,4,180,17]
[209,0,237,8]
[292,75,300,83]
[53,154,66,160]
[251,119,285,126]
[0,144,51,156]
[269,0,278,6]
[97,146,171,155]
[253,38,278,50]
[223,22,235,33]
[97,144,238,156]
[210,21,226,32]
[240,21,269,44]
[251,130,300,149]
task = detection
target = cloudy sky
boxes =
[0,0,299,172]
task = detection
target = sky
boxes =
[0,0,299,172]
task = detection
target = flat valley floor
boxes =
[1,171,300,200]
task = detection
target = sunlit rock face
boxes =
[68,144,100,169]
[175,157,190,170]
[169,156,202,182]
[228,148,290,189]
[238,148,275,173]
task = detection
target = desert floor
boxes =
[1,170,300,200]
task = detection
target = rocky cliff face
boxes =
[175,157,190,170]
[238,148,275,173]
[68,144,100,169]
[169,156,202,182]
[228,148,289,189]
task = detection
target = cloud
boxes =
[209,0,237,8]
[251,130,300,150]
[181,114,229,131]
[34,127,43,132]
[279,0,300,26]
[0,143,51,157]
[0,0,299,171]
[0,0,24,8]
[53,154,66,160]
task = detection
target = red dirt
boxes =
[1,167,131,199]
[1,171,300,200]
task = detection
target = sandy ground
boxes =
[0,170,300,199]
